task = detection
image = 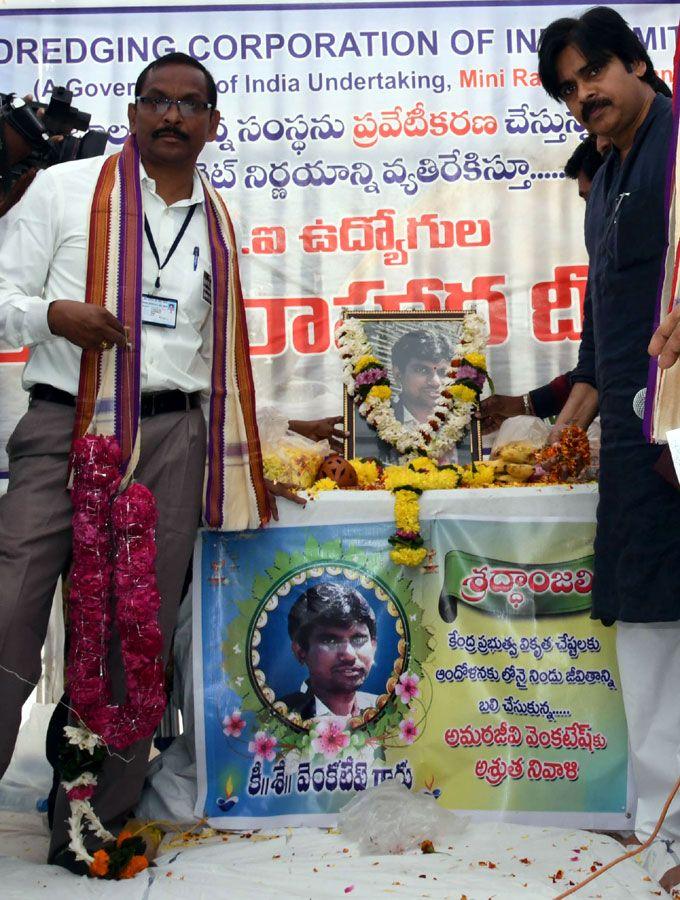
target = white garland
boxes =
[62,729,114,865]
[340,312,488,462]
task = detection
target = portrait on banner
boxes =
[249,570,405,730]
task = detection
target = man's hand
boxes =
[265,478,306,522]
[546,382,598,443]
[478,394,525,433]
[47,300,128,351]
[288,415,348,453]
[649,304,680,370]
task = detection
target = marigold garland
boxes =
[338,313,488,461]
[535,425,591,483]
[307,429,592,568]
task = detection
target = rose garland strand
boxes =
[338,312,488,462]
[61,434,166,875]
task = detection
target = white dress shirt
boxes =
[0,155,214,395]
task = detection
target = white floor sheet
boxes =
[0,702,667,900]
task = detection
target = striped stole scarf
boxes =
[645,36,680,443]
[72,136,270,530]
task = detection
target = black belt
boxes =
[30,384,200,418]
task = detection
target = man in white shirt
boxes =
[0,52,297,873]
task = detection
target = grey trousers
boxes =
[0,395,206,858]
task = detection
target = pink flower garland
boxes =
[67,435,166,751]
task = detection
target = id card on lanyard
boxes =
[142,204,196,329]
[141,294,178,328]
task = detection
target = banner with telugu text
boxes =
[194,515,632,828]
[0,0,676,486]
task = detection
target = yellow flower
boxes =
[461,462,495,487]
[263,448,323,489]
[448,384,478,404]
[353,355,381,374]
[367,384,391,401]
[384,466,414,491]
[309,478,339,494]
[423,467,463,490]
[390,547,428,567]
[393,490,421,533]
[349,459,380,487]
[409,457,437,473]
[463,352,487,371]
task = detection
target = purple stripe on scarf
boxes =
[115,141,143,461]
[205,192,229,524]
[224,442,249,457]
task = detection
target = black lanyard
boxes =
[144,204,197,290]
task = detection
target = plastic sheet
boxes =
[490,415,551,459]
[338,780,468,855]
[259,408,329,489]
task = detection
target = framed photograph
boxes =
[343,309,483,465]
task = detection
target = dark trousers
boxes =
[0,396,206,858]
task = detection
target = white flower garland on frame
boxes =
[339,311,488,461]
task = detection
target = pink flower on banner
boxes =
[311,717,351,759]
[399,718,419,744]
[395,671,420,703]
[248,730,277,762]
[223,709,246,738]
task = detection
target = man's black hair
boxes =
[288,583,377,651]
[564,135,604,181]
[391,330,452,373]
[538,7,671,102]
[135,52,218,108]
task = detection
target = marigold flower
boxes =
[309,478,339,495]
[367,384,391,401]
[116,829,134,847]
[89,850,110,878]
[449,384,478,404]
[390,547,428,567]
[349,459,380,487]
[463,352,487,371]
[119,855,149,879]
[409,457,437,473]
[462,463,495,487]
[393,490,421,533]
[353,355,380,374]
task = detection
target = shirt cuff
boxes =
[25,300,53,345]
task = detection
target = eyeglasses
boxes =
[136,95,214,117]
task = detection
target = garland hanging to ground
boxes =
[60,434,167,876]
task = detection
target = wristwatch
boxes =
[522,393,534,416]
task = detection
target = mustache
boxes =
[582,97,612,123]
[152,127,189,141]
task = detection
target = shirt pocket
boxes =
[614,186,665,271]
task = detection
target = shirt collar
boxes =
[139,160,203,207]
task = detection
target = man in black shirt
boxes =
[538,7,678,887]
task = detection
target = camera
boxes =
[0,87,109,194]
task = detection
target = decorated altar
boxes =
[193,483,634,832]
